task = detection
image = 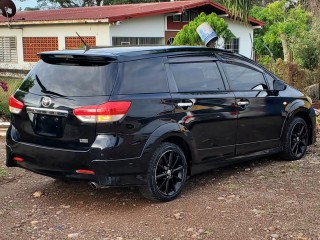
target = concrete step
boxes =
[0,122,9,137]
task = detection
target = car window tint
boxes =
[223,63,267,90]
[169,62,225,92]
[118,58,168,94]
[19,60,116,97]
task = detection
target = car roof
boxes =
[39,45,235,60]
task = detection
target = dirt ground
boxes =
[0,135,320,240]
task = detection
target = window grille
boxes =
[224,38,240,54]
[0,36,17,63]
[112,37,163,46]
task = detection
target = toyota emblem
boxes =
[41,97,52,107]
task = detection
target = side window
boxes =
[223,63,267,91]
[169,62,225,92]
[118,58,168,94]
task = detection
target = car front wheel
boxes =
[282,117,309,161]
[140,142,188,202]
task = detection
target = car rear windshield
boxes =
[19,60,117,96]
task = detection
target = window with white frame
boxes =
[172,14,181,22]
[0,36,17,63]
[112,37,163,46]
[224,38,240,54]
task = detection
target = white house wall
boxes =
[224,19,254,59]
[0,23,110,70]
[110,15,165,42]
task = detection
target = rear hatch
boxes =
[10,53,118,150]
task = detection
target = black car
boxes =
[6,46,316,201]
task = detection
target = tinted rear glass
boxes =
[20,60,117,96]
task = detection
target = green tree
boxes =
[296,18,320,70]
[250,0,309,62]
[173,12,234,46]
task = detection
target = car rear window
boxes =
[19,60,117,96]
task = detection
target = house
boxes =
[0,0,264,72]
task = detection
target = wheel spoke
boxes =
[158,178,167,190]
[295,143,299,155]
[162,155,169,167]
[300,132,307,139]
[168,151,173,167]
[299,126,305,136]
[165,179,170,194]
[173,175,182,182]
[292,141,299,153]
[156,173,167,179]
[170,179,176,193]
[172,165,183,173]
[299,141,307,147]
[172,155,180,169]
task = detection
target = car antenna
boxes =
[76,32,90,51]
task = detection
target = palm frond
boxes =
[222,0,254,24]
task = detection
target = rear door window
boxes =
[116,58,169,94]
[169,62,225,92]
[20,60,117,96]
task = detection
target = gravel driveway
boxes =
[1,135,319,240]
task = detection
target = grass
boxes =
[0,76,23,119]
[0,167,7,177]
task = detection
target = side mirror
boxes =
[273,79,286,91]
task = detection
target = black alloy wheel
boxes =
[140,142,188,202]
[282,117,309,160]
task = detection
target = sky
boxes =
[13,0,38,10]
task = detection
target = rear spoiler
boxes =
[39,53,117,65]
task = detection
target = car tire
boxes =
[140,142,188,202]
[281,117,309,161]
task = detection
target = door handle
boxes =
[237,100,249,107]
[177,102,193,108]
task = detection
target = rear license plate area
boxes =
[33,115,64,137]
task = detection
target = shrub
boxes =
[0,77,23,120]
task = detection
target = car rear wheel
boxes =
[140,142,188,202]
[282,117,309,161]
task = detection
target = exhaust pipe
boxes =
[89,182,100,189]
[89,182,110,189]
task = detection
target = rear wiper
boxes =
[35,74,66,97]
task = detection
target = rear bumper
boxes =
[6,130,149,186]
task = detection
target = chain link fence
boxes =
[0,76,23,120]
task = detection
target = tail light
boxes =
[73,101,131,123]
[9,95,24,114]
[76,169,95,175]
[13,157,24,162]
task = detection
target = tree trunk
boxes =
[280,32,289,62]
